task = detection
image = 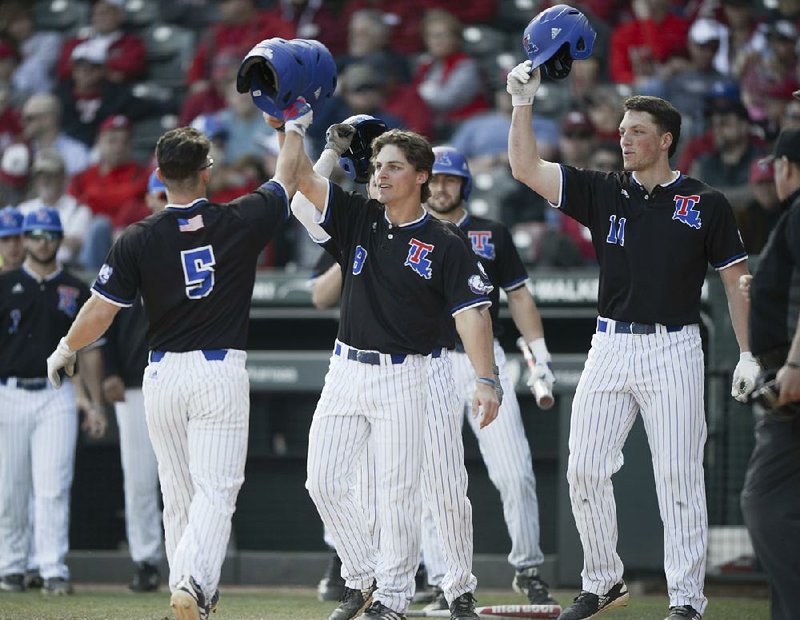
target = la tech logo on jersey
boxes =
[672,194,702,230]
[468,231,495,260]
[405,238,434,279]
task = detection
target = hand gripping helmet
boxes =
[432,146,472,200]
[338,115,388,184]
[236,38,306,117]
[288,39,337,108]
[522,4,596,80]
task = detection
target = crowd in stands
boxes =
[1,0,799,272]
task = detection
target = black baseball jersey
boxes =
[0,266,90,378]
[319,181,492,354]
[748,189,800,358]
[92,182,289,351]
[103,297,148,387]
[455,212,529,335]
[557,165,746,324]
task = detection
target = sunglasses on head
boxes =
[25,231,62,242]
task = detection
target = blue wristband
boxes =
[477,376,497,387]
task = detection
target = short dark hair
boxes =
[371,129,434,202]
[156,127,210,183]
[623,95,682,159]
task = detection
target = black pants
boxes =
[740,404,800,620]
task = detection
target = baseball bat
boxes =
[516,337,554,410]
[407,604,561,619]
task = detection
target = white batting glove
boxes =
[283,97,313,137]
[324,123,356,156]
[47,337,76,388]
[527,362,555,393]
[731,352,761,402]
[506,60,540,106]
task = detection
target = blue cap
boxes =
[0,207,23,238]
[148,170,166,195]
[22,207,63,234]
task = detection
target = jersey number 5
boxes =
[181,245,216,299]
[606,215,627,246]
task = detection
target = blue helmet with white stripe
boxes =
[338,114,388,184]
[289,39,337,108]
[236,38,307,117]
[22,207,63,235]
[522,4,596,80]
[0,206,23,238]
[432,146,472,200]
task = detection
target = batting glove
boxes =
[283,97,313,137]
[324,123,356,156]
[731,352,761,402]
[506,60,541,107]
[47,337,76,388]
[527,362,555,392]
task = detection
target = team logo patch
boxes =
[57,285,80,318]
[468,230,495,260]
[523,33,538,54]
[468,262,494,295]
[405,238,434,279]
[97,263,113,285]
[672,194,702,230]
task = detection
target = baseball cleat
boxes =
[665,605,702,620]
[317,552,345,601]
[513,567,558,605]
[130,562,161,592]
[328,582,377,620]
[24,570,44,589]
[449,592,479,620]
[423,586,448,611]
[557,581,629,619]
[361,600,406,619]
[0,573,25,592]
[42,577,74,595]
[171,575,215,620]
[412,563,436,604]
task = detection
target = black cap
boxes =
[761,127,800,165]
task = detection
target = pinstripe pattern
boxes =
[115,388,163,565]
[423,342,543,589]
[0,382,77,580]
[567,319,708,613]
[420,351,477,603]
[142,350,249,601]
[306,342,429,613]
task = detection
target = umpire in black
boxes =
[740,126,800,620]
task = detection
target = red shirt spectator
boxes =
[609,0,689,84]
[56,0,146,84]
[68,116,148,228]
[418,0,497,24]
[179,51,239,127]
[258,0,345,55]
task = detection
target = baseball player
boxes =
[45,109,308,620]
[420,146,557,610]
[0,207,25,272]
[101,171,169,592]
[0,207,107,595]
[290,124,499,620]
[507,60,758,620]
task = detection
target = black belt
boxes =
[149,349,228,363]
[597,319,684,335]
[334,343,442,366]
[0,377,49,391]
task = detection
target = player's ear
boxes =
[155,168,164,183]
[416,170,429,187]
[661,131,673,154]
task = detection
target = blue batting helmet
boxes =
[0,207,23,238]
[339,114,388,184]
[432,146,472,200]
[22,207,63,235]
[236,38,306,117]
[288,39,337,108]
[522,4,596,80]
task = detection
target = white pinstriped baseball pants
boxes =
[115,388,163,566]
[306,342,435,614]
[423,341,544,592]
[0,381,77,580]
[567,320,707,614]
[142,350,249,602]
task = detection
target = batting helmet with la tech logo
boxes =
[522,4,596,80]
[432,146,472,200]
